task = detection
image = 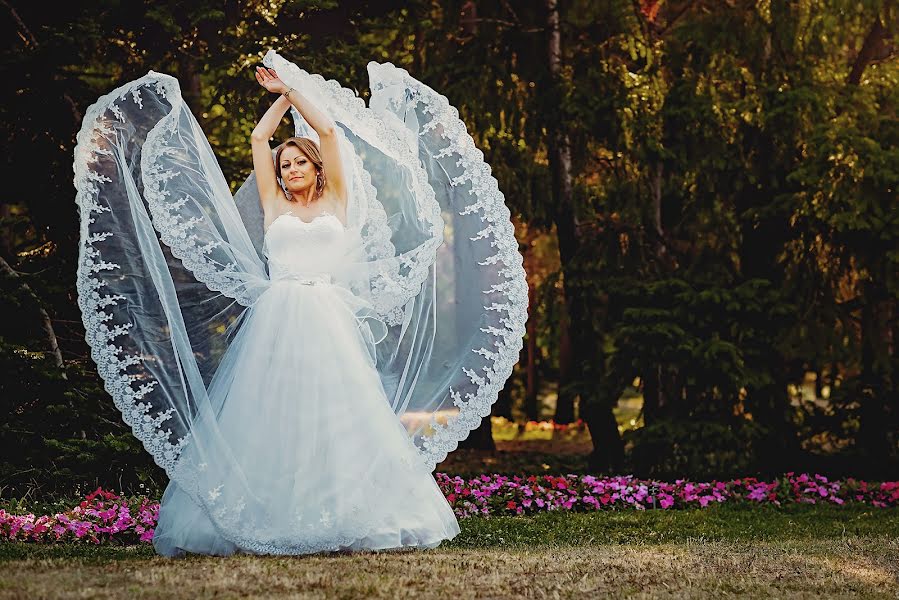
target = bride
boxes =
[73,50,528,557]
[251,66,347,233]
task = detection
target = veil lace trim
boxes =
[75,57,528,490]
[142,96,264,308]
[264,51,444,327]
[74,74,190,475]
[366,61,528,469]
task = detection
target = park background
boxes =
[1,0,897,498]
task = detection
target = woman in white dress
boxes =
[149,66,462,556]
[73,50,528,557]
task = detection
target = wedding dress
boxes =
[151,210,460,556]
[73,50,527,556]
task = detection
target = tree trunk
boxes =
[857,281,891,466]
[458,414,496,450]
[847,12,897,471]
[847,13,889,86]
[493,374,514,419]
[584,368,627,472]
[545,0,622,469]
[642,365,661,426]
[846,2,899,464]
[641,161,668,426]
[554,304,576,422]
[177,53,203,117]
[0,255,66,379]
[734,109,795,452]
[890,298,898,464]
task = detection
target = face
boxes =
[279,145,317,194]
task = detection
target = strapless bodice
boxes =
[263,211,347,283]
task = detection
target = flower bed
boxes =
[436,472,899,517]
[1,488,157,544]
[2,473,897,543]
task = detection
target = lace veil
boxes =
[74,51,527,546]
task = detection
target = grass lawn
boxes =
[2,504,897,599]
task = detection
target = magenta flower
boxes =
[2,473,898,545]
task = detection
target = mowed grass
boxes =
[2,505,898,599]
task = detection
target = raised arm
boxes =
[255,67,347,207]
[250,91,291,209]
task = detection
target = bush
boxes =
[0,338,165,499]
[625,418,771,481]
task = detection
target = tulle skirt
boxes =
[152,278,460,557]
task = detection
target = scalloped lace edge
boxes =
[264,51,446,326]
[74,73,189,479]
[74,61,528,549]
[365,60,529,471]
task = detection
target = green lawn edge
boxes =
[2,504,896,563]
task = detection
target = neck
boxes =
[291,185,317,206]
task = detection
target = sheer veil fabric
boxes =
[73,50,528,555]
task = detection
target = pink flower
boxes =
[4,474,898,546]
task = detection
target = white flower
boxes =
[208,484,223,502]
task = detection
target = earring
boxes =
[280,178,293,201]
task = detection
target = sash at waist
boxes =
[269,265,332,286]
[265,263,388,358]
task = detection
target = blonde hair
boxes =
[274,137,326,199]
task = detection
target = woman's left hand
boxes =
[255,67,288,95]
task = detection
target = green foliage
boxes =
[611,277,795,412]
[0,337,165,498]
[0,0,896,493]
[0,0,432,498]
[625,418,772,481]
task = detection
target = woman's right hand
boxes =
[255,67,288,95]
